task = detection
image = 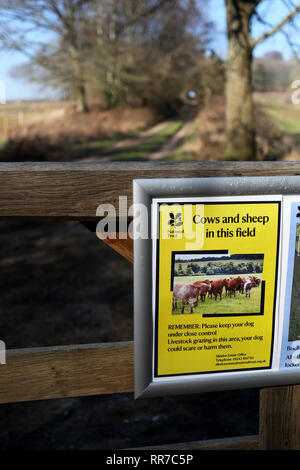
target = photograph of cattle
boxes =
[172,253,264,316]
[288,224,300,341]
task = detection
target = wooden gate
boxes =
[0,161,300,450]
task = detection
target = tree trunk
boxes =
[70,44,88,113]
[224,0,257,160]
[75,78,88,114]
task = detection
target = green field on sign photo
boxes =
[172,274,262,316]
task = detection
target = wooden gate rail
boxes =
[3,342,134,403]
[2,345,260,451]
[0,161,300,450]
[0,161,300,220]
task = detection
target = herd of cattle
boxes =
[172,275,261,314]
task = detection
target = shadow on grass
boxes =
[0,132,137,162]
[0,122,183,162]
[64,133,135,160]
[110,121,183,161]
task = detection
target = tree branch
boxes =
[251,2,300,47]
[116,0,172,34]
[279,26,300,61]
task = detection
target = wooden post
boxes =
[260,385,300,449]
[81,222,133,263]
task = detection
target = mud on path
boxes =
[0,221,259,449]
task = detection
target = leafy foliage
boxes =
[174,259,263,276]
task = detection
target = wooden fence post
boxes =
[260,385,300,449]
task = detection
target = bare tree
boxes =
[0,0,175,112]
[1,0,216,115]
[0,0,91,112]
[224,0,300,160]
[86,0,213,111]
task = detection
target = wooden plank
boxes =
[1,161,300,219]
[81,223,133,263]
[129,435,260,450]
[101,234,133,263]
[260,385,300,449]
[0,342,134,404]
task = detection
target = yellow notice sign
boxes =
[153,197,281,378]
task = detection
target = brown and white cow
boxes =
[244,278,257,297]
[173,283,200,314]
[249,276,261,287]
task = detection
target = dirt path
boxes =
[107,120,169,151]
[78,120,172,162]
[78,118,194,162]
[146,120,194,161]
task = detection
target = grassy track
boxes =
[111,120,183,161]
[172,274,262,316]
[65,133,135,159]
[257,96,300,159]
[166,120,199,161]
[262,101,300,134]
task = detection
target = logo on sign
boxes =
[168,213,183,228]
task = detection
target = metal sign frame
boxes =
[133,176,300,399]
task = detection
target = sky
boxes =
[210,0,300,59]
[0,0,300,101]
[0,28,58,101]
[0,49,46,101]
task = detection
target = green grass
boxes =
[52,132,138,161]
[172,274,262,316]
[66,133,134,159]
[111,120,183,161]
[260,100,300,134]
[257,97,300,159]
[167,121,198,161]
